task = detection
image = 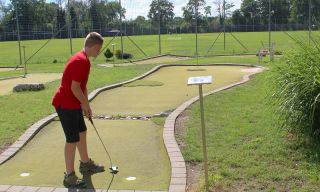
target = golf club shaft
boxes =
[89,118,113,166]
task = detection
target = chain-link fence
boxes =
[0,0,319,68]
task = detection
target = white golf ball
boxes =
[126,176,136,181]
[20,172,30,177]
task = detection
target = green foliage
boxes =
[104,48,113,60]
[148,0,174,27]
[271,39,320,141]
[115,49,122,59]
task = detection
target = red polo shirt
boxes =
[52,50,90,109]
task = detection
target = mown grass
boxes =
[0,31,312,67]
[182,63,320,191]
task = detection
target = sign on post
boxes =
[187,75,212,192]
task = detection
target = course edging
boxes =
[0,64,265,192]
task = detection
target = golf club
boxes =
[88,117,119,175]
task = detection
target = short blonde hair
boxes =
[84,32,104,48]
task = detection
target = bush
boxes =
[114,50,133,59]
[274,50,283,55]
[104,48,113,61]
[271,39,320,141]
[115,49,122,59]
[122,53,133,59]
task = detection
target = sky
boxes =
[123,0,242,19]
[3,0,242,20]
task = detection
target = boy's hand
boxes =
[81,103,92,119]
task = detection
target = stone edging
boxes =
[0,75,24,81]
[0,185,168,192]
[119,54,190,65]
[164,66,265,192]
[0,64,265,192]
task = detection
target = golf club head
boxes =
[110,166,119,174]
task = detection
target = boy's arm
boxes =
[71,81,91,118]
[84,87,88,100]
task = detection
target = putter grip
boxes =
[89,117,93,125]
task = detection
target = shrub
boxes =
[271,39,320,141]
[274,50,283,55]
[114,50,133,59]
[115,49,122,59]
[122,53,133,59]
[104,48,113,60]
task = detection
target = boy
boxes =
[52,32,105,188]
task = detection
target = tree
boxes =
[56,3,67,38]
[69,6,78,36]
[69,0,90,34]
[134,16,147,32]
[213,0,234,25]
[240,0,259,28]
[89,0,101,30]
[289,0,320,24]
[32,0,57,31]
[203,5,212,27]
[104,1,126,28]
[182,0,206,22]
[232,9,246,25]
[148,0,175,30]
[0,0,5,20]
[10,0,38,31]
[204,6,212,17]
[257,0,290,25]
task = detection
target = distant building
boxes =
[107,29,123,36]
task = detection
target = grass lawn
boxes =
[0,31,314,67]
[181,63,320,191]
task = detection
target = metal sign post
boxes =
[187,75,212,192]
[112,43,115,66]
[22,46,27,77]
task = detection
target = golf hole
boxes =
[20,172,30,177]
[126,176,136,181]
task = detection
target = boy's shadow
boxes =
[67,172,95,192]
[82,172,95,190]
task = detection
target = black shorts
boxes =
[56,107,87,143]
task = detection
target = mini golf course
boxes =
[0,65,261,190]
